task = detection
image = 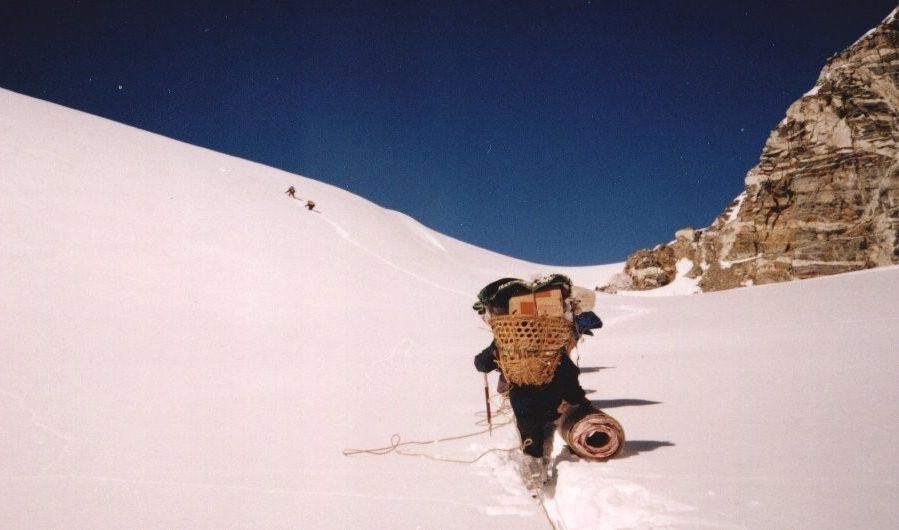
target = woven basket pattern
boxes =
[489,316,572,386]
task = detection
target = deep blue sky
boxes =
[2,1,896,265]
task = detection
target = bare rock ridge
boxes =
[606,8,899,293]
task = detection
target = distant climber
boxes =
[285,186,297,199]
[305,200,316,211]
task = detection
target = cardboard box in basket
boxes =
[508,288,564,317]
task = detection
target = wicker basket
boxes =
[489,315,573,386]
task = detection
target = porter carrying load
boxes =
[472,274,623,495]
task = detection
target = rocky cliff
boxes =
[606,8,899,293]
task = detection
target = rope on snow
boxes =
[341,396,517,464]
[341,394,564,530]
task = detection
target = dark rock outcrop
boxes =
[609,8,899,292]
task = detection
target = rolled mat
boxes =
[560,404,626,461]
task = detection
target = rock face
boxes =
[609,8,899,293]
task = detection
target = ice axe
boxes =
[483,372,493,436]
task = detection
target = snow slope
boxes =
[2,88,898,529]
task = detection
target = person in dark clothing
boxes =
[471,275,602,494]
[475,342,589,457]
[474,339,591,492]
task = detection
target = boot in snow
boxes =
[520,454,546,496]
[542,424,556,483]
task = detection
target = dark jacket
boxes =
[474,342,590,421]
[475,341,590,456]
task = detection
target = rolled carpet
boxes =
[560,404,625,461]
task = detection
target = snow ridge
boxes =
[3,88,899,530]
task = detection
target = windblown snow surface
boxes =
[2,88,898,529]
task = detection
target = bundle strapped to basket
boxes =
[489,315,573,386]
[559,403,626,461]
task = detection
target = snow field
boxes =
[3,88,899,529]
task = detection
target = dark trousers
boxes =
[516,415,557,458]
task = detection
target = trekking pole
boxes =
[483,372,493,436]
